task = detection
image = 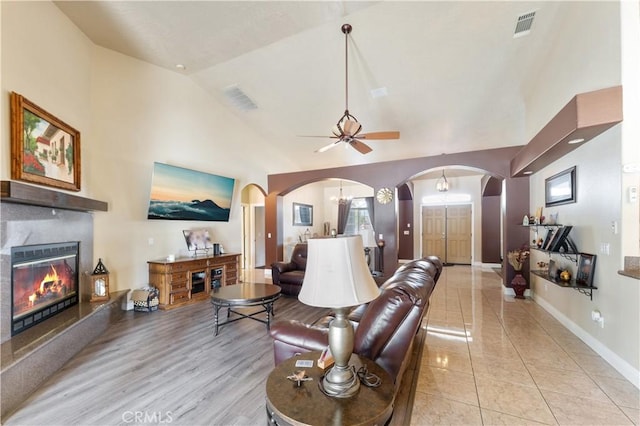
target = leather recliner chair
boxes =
[271,243,307,296]
[268,256,442,391]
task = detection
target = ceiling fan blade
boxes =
[315,141,342,153]
[350,139,372,154]
[299,135,340,139]
[342,119,362,137]
[358,131,400,140]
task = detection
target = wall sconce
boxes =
[436,170,449,192]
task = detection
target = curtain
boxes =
[364,196,375,229]
[337,199,352,235]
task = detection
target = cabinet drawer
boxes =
[170,290,190,304]
[170,281,189,292]
[167,263,190,273]
[170,272,188,282]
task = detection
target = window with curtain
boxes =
[344,197,374,236]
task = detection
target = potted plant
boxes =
[507,246,530,299]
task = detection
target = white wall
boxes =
[524,2,639,385]
[280,182,373,259]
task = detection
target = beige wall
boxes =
[523,2,639,385]
[2,2,275,293]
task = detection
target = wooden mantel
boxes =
[511,86,623,177]
[0,180,108,212]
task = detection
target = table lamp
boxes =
[298,235,380,398]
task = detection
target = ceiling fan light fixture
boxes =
[436,170,450,192]
[307,23,400,155]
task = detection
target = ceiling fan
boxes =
[306,24,400,155]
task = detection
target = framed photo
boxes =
[293,202,313,226]
[576,253,596,287]
[545,166,576,207]
[183,229,213,251]
[10,92,81,191]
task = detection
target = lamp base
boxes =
[319,364,360,398]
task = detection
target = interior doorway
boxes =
[240,184,267,270]
[421,204,472,265]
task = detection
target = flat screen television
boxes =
[147,162,235,221]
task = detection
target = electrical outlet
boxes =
[591,310,605,328]
[148,237,154,246]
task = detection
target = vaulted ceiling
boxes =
[54,1,572,175]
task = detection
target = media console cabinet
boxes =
[148,253,240,310]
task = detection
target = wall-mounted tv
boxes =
[147,162,235,221]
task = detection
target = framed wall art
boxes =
[576,253,596,287]
[293,202,313,226]
[10,92,81,191]
[147,162,235,222]
[545,166,576,207]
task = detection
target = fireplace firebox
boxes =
[11,242,80,335]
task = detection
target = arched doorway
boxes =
[240,184,267,270]
[403,166,504,267]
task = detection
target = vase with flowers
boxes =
[507,246,530,299]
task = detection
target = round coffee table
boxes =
[265,351,394,425]
[210,283,281,335]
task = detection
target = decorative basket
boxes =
[132,287,159,312]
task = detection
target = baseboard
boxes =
[533,293,640,390]
[502,286,532,299]
[477,262,501,268]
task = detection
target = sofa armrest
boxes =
[269,320,329,365]
[272,261,296,274]
[271,261,296,284]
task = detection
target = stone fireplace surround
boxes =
[0,194,125,419]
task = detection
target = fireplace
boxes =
[11,242,80,336]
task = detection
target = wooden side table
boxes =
[265,351,394,426]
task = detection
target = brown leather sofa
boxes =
[270,243,307,296]
[268,256,442,394]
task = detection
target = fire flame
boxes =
[27,265,62,307]
[40,265,60,291]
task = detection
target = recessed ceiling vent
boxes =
[222,85,258,111]
[514,11,536,38]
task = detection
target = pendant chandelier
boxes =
[331,181,353,205]
[436,170,449,192]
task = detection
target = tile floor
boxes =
[243,265,639,425]
[411,265,640,425]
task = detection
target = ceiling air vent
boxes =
[514,11,536,38]
[222,85,258,111]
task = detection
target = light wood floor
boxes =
[5,293,334,425]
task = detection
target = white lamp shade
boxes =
[298,235,380,308]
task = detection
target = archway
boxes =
[275,179,374,260]
[240,184,267,270]
[401,166,505,267]
[266,146,529,287]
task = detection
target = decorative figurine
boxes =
[287,370,313,387]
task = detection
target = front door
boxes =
[421,204,472,264]
[422,206,446,260]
